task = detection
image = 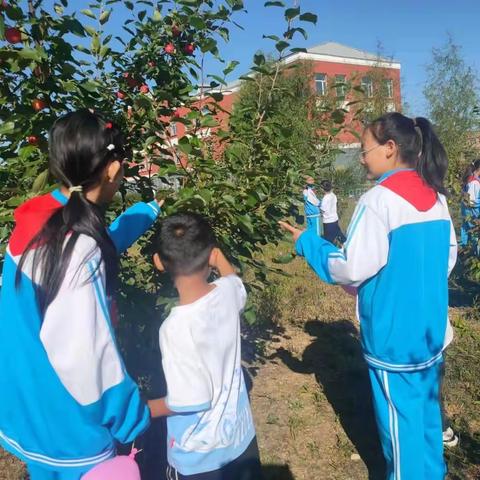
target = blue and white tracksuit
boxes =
[295,170,457,480]
[303,186,322,236]
[0,189,161,479]
[460,175,480,252]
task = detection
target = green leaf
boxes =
[125,1,134,10]
[243,308,257,325]
[62,18,85,37]
[218,27,229,42]
[81,80,101,92]
[253,52,265,66]
[0,121,15,136]
[238,215,254,234]
[177,136,192,154]
[299,12,318,24]
[81,9,96,19]
[210,92,224,102]
[275,40,289,53]
[5,6,24,21]
[190,16,206,30]
[290,47,307,54]
[220,61,238,77]
[18,47,47,61]
[138,10,146,21]
[152,9,162,22]
[91,34,100,53]
[284,7,300,21]
[285,27,307,40]
[54,3,64,15]
[85,25,97,37]
[99,10,111,24]
[208,74,227,86]
[264,1,285,6]
[100,45,111,58]
[0,16,6,40]
[273,253,295,264]
[32,170,49,193]
[262,34,280,41]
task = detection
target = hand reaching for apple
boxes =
[278,221,304,242]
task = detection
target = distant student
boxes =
[320,180,346,244]
[148,214,262,480]
[460,159,480,250]
[303,176,322,236]
[281,113,457,480]
[0,110,161,479]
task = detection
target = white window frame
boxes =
[315,73,327,96]
[385,78,394,98]
[361,76,373,98]
[335,74,346,97]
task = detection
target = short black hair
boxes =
[154,213,216,276]
[320,180,332,192]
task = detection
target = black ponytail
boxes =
[367,112,448,195]
[16,109,130,315]
[462,159,480,187]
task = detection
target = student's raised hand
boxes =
[278,221,304,242]
[155,198,165,208]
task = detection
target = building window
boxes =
[315,73,327,96]
[335,74,346,97]
[170,122,177,136]
[385,79,394,98]
[361,76,373,98]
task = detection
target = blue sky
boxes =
[218,0,480,116]
[52,1,480,116]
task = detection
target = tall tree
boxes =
[424,36,480,191]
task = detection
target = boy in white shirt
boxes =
[320,180,346,244]
[148,213,262,480]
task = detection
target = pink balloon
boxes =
[82,449,141,480]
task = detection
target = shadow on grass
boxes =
[273,319,385,480]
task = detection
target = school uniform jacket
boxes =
[464,175,480,216]
[303,186,321,218]
[0,189,160,471]
[296,170,457,372]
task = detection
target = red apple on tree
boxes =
[27,136,38,145]
[139,84,149,94]
[1,1,9,9]
[148,61,156,68]
[172,26,181,37]
[164,43,176,55]
[183,43,195,55]
[5,27,22,44]
[31,99,47,112]
[116,91,126,100]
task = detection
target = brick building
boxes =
[142,42,401,177]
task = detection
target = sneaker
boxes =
[443,427,459,448]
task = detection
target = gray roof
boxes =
[306,42,397,63]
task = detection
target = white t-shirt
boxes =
[320,191,339,223]
[159,274,255,475]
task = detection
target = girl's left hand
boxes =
[278,221,304,242]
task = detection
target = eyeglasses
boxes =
[360,144,382,158]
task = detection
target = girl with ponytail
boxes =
[0,110,162,479]
[280,112,457,479]
[460,158,480,249]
